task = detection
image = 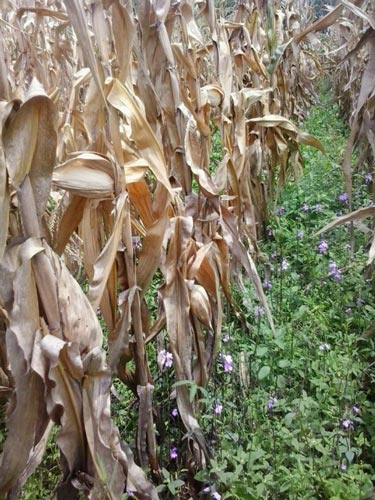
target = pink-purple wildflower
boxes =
[263,279,272,290]
[171,408,178,418]
[338,192,348,204]
[297,230,304,240]
[364,173,372,184]
[301,203,309,212]
[213,402,223,415]
[342,419,354,430]
[221,354,233,372]
[254,305,264,318]
[319,343,330,351]
[314,204,322,212]
[170,447,178,459]
[328,261,341,281]
[352,405,360,415]
[158,349,173,369]
[277,206,285,215]
[266,396,277,411]
[132,236,142,250]
[318,240,328,253]
[280,259,289,271]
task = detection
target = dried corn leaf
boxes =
[88,192,127,310]
[106,78,173,197]
[0,240,50,494]
[53,153,116,199]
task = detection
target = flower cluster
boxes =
[221,353,233,372]
[328,261,341,281]
[254,305,264,318]
[338,192,348,204]
[280,259,289,271]
[213,402,223,415]
[297,230,304,240]
[263,279,272,290]
[202,487,221,499]
[341,419,354,430]
[318,239,328,253]
[266,396,277,411]
[158,349,173,370]
[352,404,360,415]
[319,343,330,351]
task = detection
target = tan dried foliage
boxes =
[0,0,325,497]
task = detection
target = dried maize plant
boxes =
[0,0,325,497]
[291,0,375,270]
[314,1,375,266]
[329,0,374,209]
[210,0,323,241]
[294,0,374,211]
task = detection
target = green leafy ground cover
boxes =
[22,92,375,499]
[190,92,375,499]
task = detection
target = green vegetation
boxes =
[191,93,375,498]
[25,90,375,499]
[123,92,374,499]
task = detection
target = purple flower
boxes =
[342,419,354,430]
[132,236,142,250]
[352,405,360,415]
[319,343,330,351]
[318,240,328,253]
[213,402,223,415]
[328,261,341,281]
[222,334,230,343]
[254,305,264,318]
[266,396,277,410]
[221,354,233,372]
[277,206,285,215]
[158,349,173,369]
[280,259,289,271]
[211,493,221,500]
[338,192,349,204]
[340,463,347,472]
[297,230,304,240]
[170,447,178,459]
[345,307,352,314]
[171,408,178,418]
[314,204,322,212]
[329,262,338,274]
[263,279,272,290]
[365,173,372,184]
[357,298,365,307]
[301,203,309,212]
